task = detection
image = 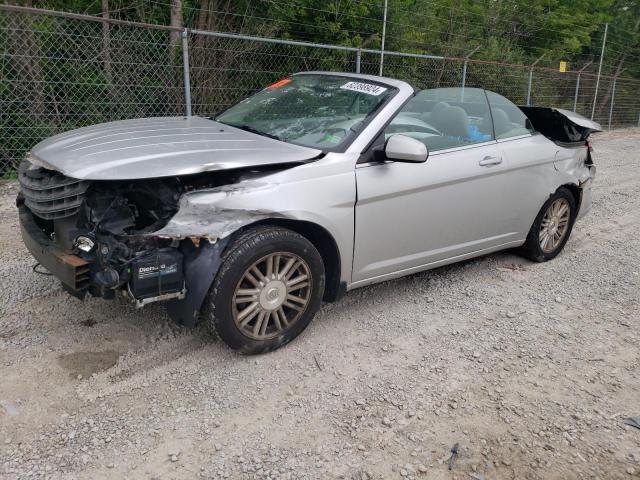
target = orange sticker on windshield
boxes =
[267,78,292,90]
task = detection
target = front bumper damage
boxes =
[17,160,287,327]
[18,198,223,325]
[19,205,90,297]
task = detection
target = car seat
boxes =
[490,108,512,138]
[418,106,473,151]
[437,106,470,137]
[421,101,450,123]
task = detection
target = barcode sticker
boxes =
[340,81,387,96]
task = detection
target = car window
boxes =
[216,74,396,151]
[383,87,494,152]
[485,91,535,139]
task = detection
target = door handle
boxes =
[479,156,502,167]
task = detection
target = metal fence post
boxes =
[526,54,545,107]
[461,60,468,98]
[460,46,479,102]
[526,68,533,106]
[573,73,581,112]
[591,22,608,120]
[356,48,361,74]
[181,29,192,117]
[379,0,388,76]
[572,62,593,113]
[608,77,616,130]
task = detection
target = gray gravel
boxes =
[1,128,639,480]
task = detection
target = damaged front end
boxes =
[16,159,283,326]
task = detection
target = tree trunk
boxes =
[169,0,182,58]
[101,0,113,87]
[434,2,456,87]
[597,16,640,117]
[169,0,183,114]
[8,0,46,121]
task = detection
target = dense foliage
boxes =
[1,0,638,174]
[30,0,640,74]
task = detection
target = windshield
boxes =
[215,74,396,150]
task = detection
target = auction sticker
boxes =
[340,81,387,96]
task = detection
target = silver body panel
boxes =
[24,72,595,293]
[29,116,322,180]
[352,141,515,283]
[154,152,359,284]
[553,108,603,131]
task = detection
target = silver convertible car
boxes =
[17,72,600,353]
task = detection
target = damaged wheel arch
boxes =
[165,217,343,327]
[246,218,344,302]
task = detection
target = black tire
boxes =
[205,226,325,354]
[519,187,577,262]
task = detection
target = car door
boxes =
[485,91,561,239]
[352,87,521,284]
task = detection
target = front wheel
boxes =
[205,226,325,354]
[519,187,577,262]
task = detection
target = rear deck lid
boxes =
[519,106,603,144]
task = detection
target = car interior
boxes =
[385,88,535,152]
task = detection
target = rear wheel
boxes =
[205,226,325,354]
[520,187,576,262]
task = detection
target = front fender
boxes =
[157,182,287,326]
[151,181,287,241]
[155,158,356,322]
[153,158,356,286]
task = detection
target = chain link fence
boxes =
[1,6,186,175]
[186,31,358,117]
[2,5,639,175]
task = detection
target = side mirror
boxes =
[384,134,429,163]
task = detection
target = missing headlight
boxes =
[74,235,96,253]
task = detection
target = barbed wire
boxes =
[58,0,639,73]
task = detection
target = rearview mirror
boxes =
[384,134,429,163]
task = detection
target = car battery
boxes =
[129,249,184,300]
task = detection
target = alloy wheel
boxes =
[232,252,312,340]
[539,198,571,253]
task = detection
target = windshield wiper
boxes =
[229,124,284,142]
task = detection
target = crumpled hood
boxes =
[29,116,322,180]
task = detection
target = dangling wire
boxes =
[156,238,162,298]
[32,263,52,276]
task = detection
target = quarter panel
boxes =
[497,134,589,236]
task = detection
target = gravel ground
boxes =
[1,129,639,480]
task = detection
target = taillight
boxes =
[585,135,595,168]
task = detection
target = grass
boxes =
[2,170,18,181]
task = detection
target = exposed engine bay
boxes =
[16,159,288,317]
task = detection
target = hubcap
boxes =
[232,253,312,340]
[539,198,570,253]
